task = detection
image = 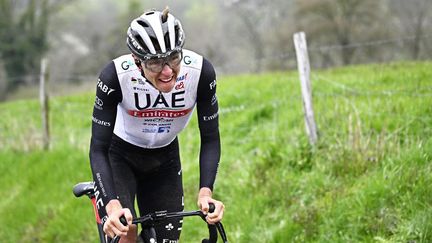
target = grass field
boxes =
[0,61,431,242]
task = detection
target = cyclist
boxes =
[89,7,224,243]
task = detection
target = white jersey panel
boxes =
[112,50,203,148]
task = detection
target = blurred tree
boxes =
[390,0,432,60]
[262,0,297,71]
[182,1,225,66]
[215,0,298,73]
[219,0,267,73]
[43,0,142,87]
[70,0,144,75]
[295,0,387,66]
[0,60,6,98]
[0,0,49,98]
[0,0,72,100]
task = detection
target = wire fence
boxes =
[312,74,432,97]
[217,36,432,144]
[1,76,430,149]
[1,33,431,149]
[2,33,431,90]
[308,34,432,52]
[250,33,432,71]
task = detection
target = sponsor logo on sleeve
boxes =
[203,112,218,121]
[162,239,179,243]
[92,116,111,127]
[211,94,218,106]
[94,96,103,110]
[209,80,216,90]
[97,79,115,95]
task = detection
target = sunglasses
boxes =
[142,50,183,73]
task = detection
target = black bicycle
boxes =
[73,181,228,243]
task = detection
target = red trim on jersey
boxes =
[127,108,192,118]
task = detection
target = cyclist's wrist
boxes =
[198,187,212,197]
[106,199,123,215]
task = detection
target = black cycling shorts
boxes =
[107,134,184,242]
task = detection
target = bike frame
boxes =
[73,181,228,243]
[73,181,108,243]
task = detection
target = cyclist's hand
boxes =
[197,187,225,224]
[103,199,133,238]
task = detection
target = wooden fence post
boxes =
[39,58,50,150]
[293,32,318,145]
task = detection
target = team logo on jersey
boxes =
[129,108,192,118]
[142,125,171,133]
[176,73,188,82]
[142,128,157,133]
[175,82,184,90]
[165,223,174,231]
[183,55,198,66]
[131,77,149,91]
[131,77,146,85]
[158,126,170,133]
[121,60,135,70]
[133,86,150,92]
[134,91,186,110]
[143,118,174,123]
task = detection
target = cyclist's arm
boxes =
[196,58,221,192]
[89,61,122,211]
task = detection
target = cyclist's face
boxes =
[141,51,182,93]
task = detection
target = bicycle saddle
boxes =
[73,181,95,197]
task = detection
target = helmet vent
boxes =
[135,35,150,53]
[137,20,149,28]
[164,33,171,50]
[150,36,161,52]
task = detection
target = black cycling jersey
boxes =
[89,50,221,217]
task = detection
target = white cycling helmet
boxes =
[126,7,185,60]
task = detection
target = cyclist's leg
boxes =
[136,141,184,243]
[108,140,139,242]
[137,166,184,243]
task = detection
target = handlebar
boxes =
[111,203,228,243]
[72,182,227,243]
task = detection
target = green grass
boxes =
[0,61,431,242]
